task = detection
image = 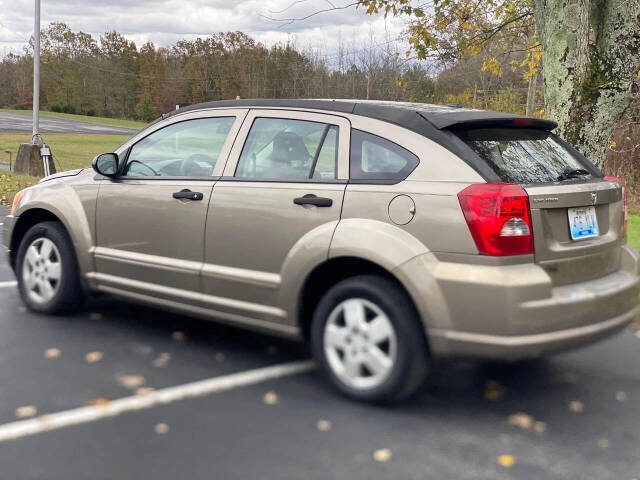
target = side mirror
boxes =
[92,153,118,177]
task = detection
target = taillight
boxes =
[458,183,534,256]
[604,176,627,236]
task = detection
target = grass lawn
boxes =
[0,108,146,130]
[627,214,640,250]
[0,133,128,206]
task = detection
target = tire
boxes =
[16,221,84,314]
[311,274,429,403]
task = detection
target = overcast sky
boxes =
[0,0,407,58]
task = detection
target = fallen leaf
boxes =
[85,398,110,407]
[373,448,392,462]
[153,352,171,368]
[508,412,534,430]
[615,391,627,402]
[533,421,547,433]
[44,348,61,359]
[15,405,37,418]
[17,306,26,313]
[118,375,145,389]
[135,387,155,396]
[154,423,170,435]
[569,400,584,413]
[89,312,103,320]
[484,380,505,401]
[263,391,279,405]
[172,331,186,342]
[316,420,332,432]
[85,351,103,363]
[215,352,226,362]
[598,438,610,449]
[497,455,515,468]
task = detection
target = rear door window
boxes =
[234,117,338,181]
[350,129,419,181]
[456,128,595,184]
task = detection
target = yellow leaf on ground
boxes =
[153,352,171,368]
[498,455,515,468]
[118,375,145,389]
[569,400,584,412]
[484,380,505,401]
[15,405,37,418]
[85,398,110,407]
[373,448,392,462]
[85,351,103,363]
[263,391,279,405]
[316,420,332,432]
[154,423,170,434]
[135,387,155,396]
[44,348,61,359]
[598,438,610,449]
[508,412,534,430]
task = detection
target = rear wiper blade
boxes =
[557,168,590,181]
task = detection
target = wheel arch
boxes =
[10,208,65,269]
[296,256,426,345]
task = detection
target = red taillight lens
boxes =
[458,183,534,256]
[604,176,627,236]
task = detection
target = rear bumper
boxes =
[395,245,640,360]
[427,305,636,360]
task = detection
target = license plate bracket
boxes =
[568,206,599,240]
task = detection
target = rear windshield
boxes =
[456,128,593,184]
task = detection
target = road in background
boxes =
[1,207,639,479]
[0,111,138,135]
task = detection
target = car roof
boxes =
[161,98,557,132]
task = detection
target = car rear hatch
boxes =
[454,125,626,286]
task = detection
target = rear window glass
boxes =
[456,128,593,184]
[350,129,419,181]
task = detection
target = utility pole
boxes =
[32,0,40,141]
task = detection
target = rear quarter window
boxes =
[350,129,419,181]
[455,128,596,184]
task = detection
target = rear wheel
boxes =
[311,275,429,403]
[16,221,84,314]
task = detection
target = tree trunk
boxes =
[534,0,640,166]
[526,73,538,117]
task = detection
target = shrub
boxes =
[50,104,63,113]
[61,104,76,114]
[134,97,157,122]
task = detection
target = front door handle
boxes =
[173,189,203,201]
[293,194,333,207]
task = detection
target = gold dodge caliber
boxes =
[4,99,639,402]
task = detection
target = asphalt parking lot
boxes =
[0,207,639,479]
[0,111,138,135]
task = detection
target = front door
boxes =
[93,111,246,305]
[202,110,350,328]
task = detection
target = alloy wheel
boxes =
[21,237,62,304]
[323,298,397,390]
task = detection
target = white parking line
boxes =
[0,280,17,288]
[0,359,315,443]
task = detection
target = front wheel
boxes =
[16,221,84,314]
[311,275,429,403]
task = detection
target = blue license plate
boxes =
[568,206,599,240]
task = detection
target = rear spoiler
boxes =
[419,111,558,131]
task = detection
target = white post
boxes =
[32,0,40,141]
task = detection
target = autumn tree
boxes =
[358,0,640,166]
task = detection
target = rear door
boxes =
[202,109,350,326]
[458,127,624,285]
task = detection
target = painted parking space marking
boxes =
[0,359,315,443]
[0,280,17,288]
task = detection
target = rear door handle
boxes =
[293,194,333,207]
[173,189,203,201]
